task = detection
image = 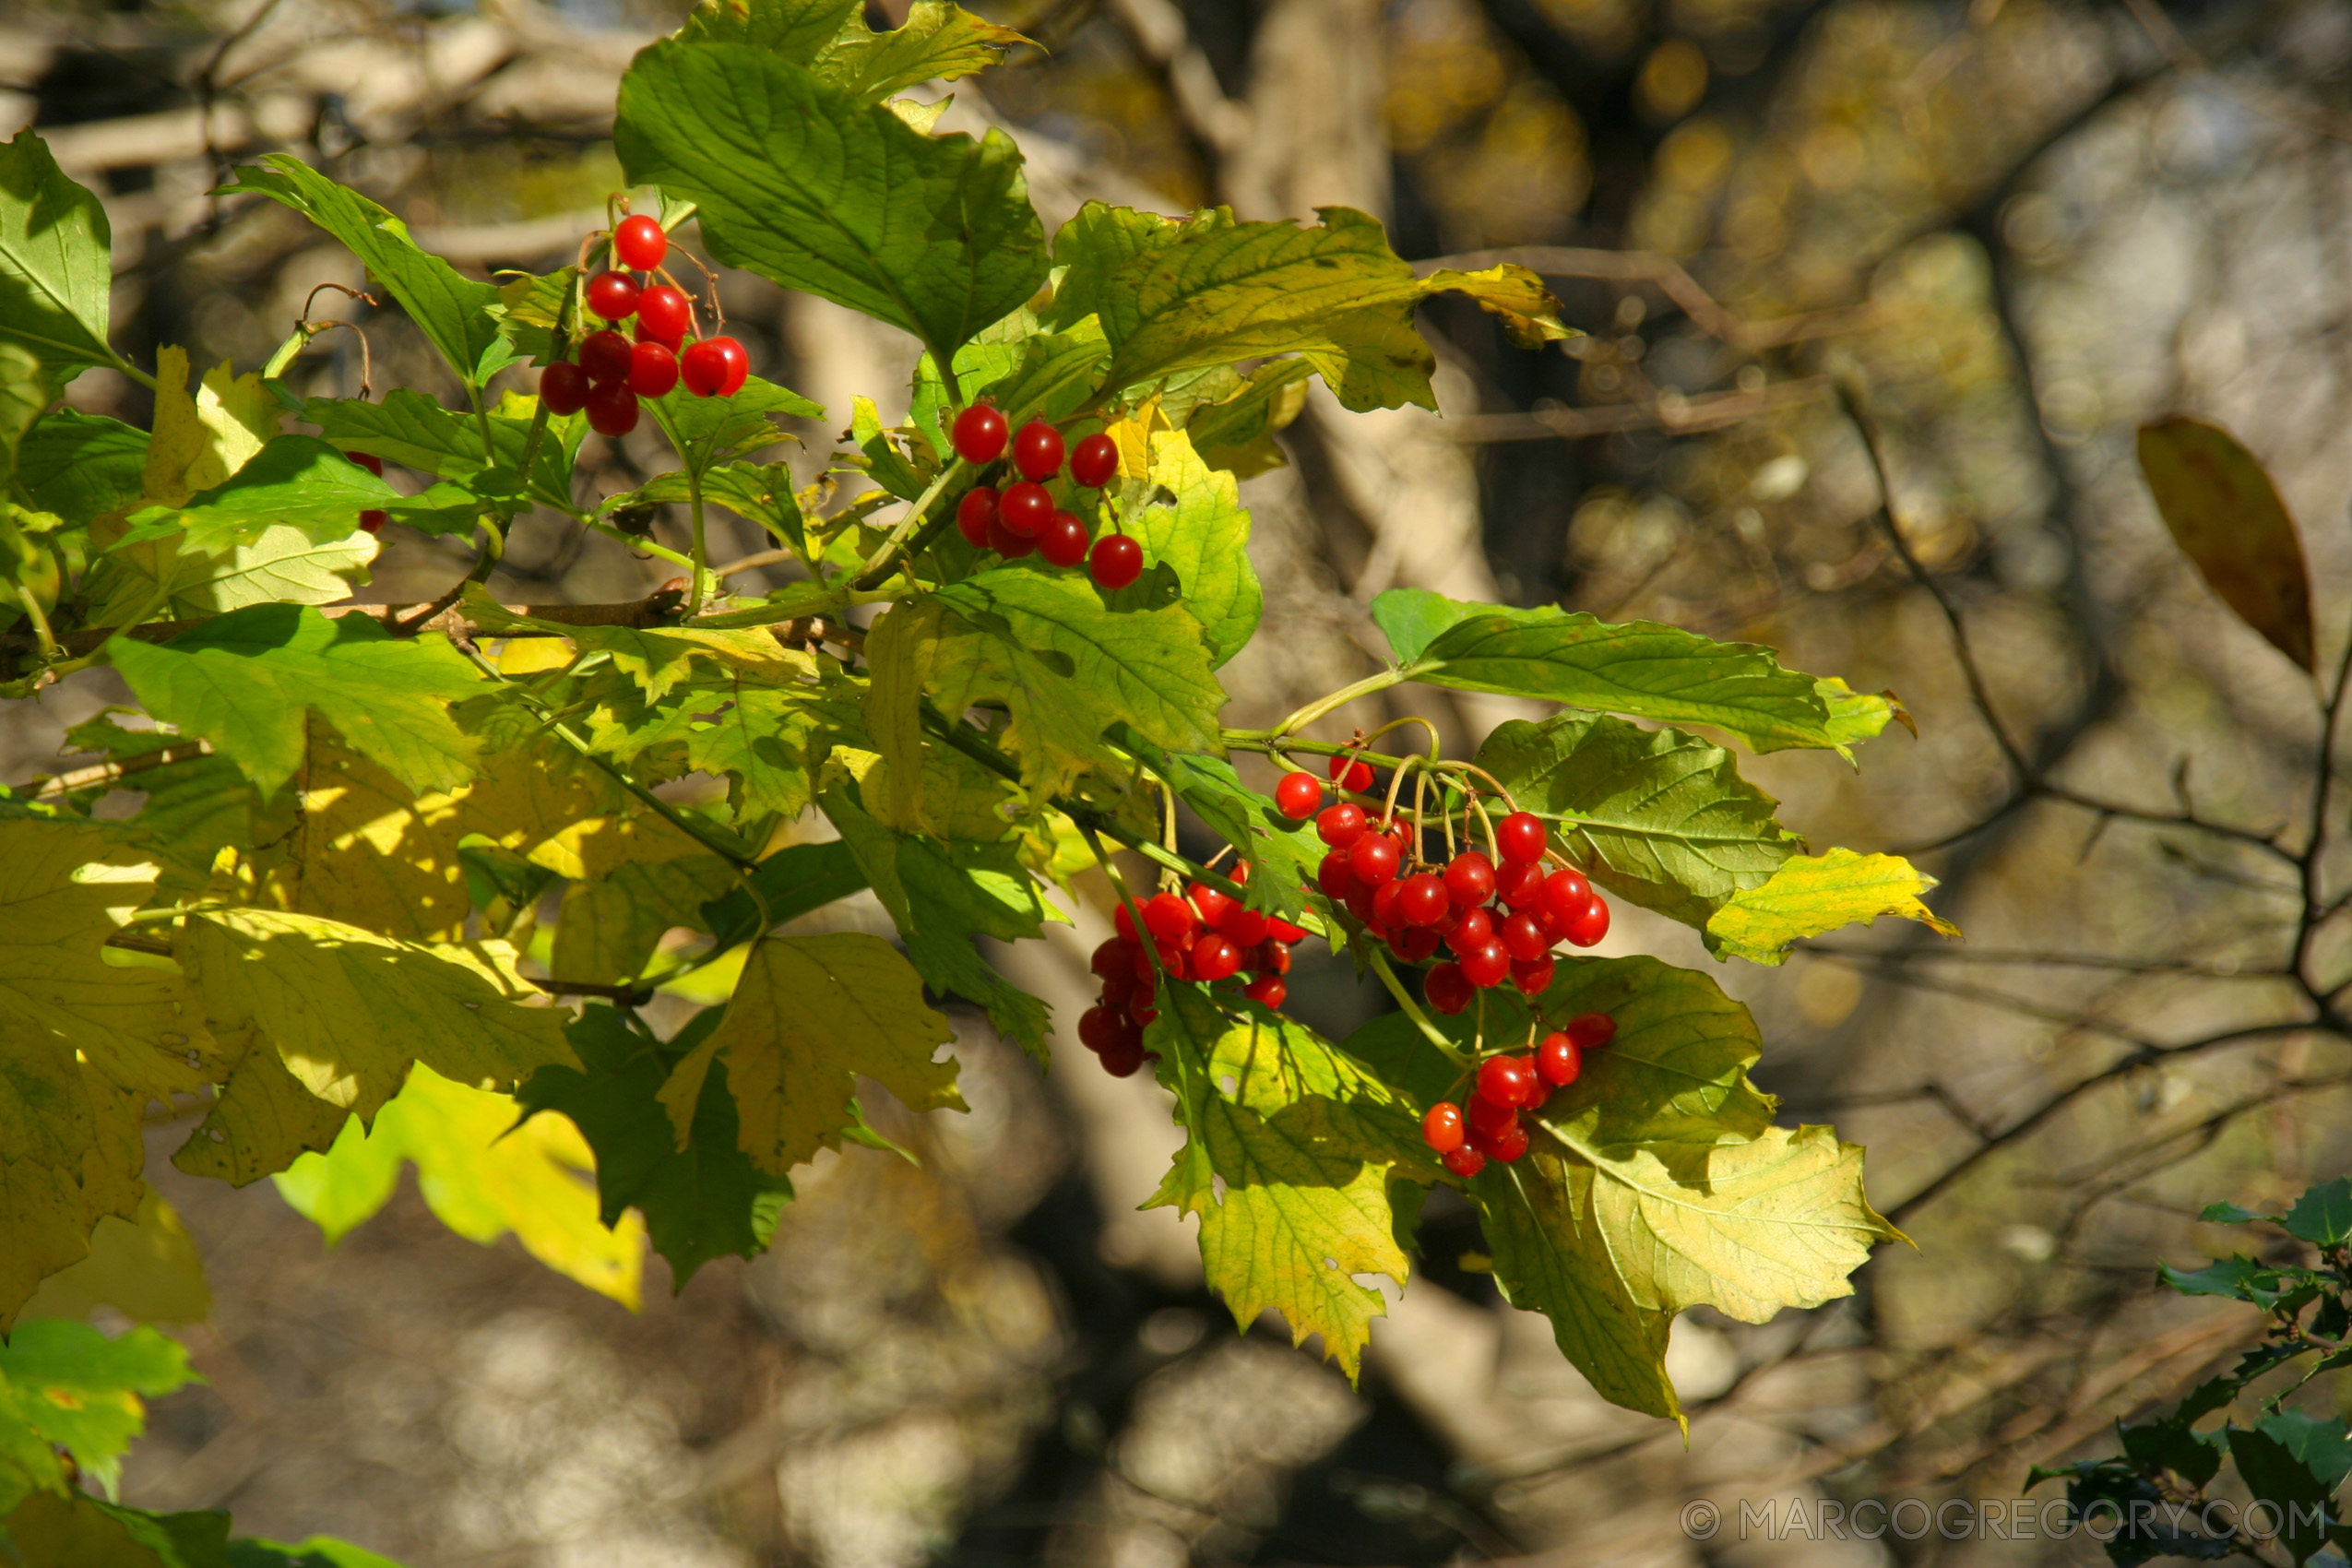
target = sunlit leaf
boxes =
[1703,847,1958,964]
[0,1318,196,1509]
[0,129,114,380]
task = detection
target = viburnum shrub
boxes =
[0,0,1967,1548]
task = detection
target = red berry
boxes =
[1396,873,1449,926]
[1565,1012,1617,1051]
[1390,926,1442,963]
[626,339,679,398]
[998,481,1051,538]
[1371,879,1406,931]
[1460,940,1510,989]
[1255,939,1292,975]
[1467,1092,1518,1138]
[1100,1034,1146,1076]
[1425,961,1473,1016]
[587,269,641,322]
[1538,1032,1582,1086]
[1538,867,1592,926]
[1443,851,1495,908]
[1142,892,1195,944]
[1091,938,1133,980]
[636,284,692,349]
[1267,918,1307,944]
[1223,907,1267,947]
[1070,432,1117,488]
[1188,881,1236,931]
[1345,882,1382,926]
[1510,955,1555,996]
[1443,1145,1487,1178]
[1422,1102,1466,1153]
[1039,510,1090,566]
[1327,754,1375,793]
[1478,1054,1537,1108]
[585,381,639,438]
[1500,910,1550,963]
[1101,968,1137,1006]
[540,362,590,415]
[1090,534,1143,589]
[1497,812,1548,865]
[345,450,385,477]
[1079,1006,1118,1053]
[1013,420,1065,481]
[359,508,387,534]
[1316,803,1367,849]
[952,404,1009,465]
[1348,833,1400,886]
[1497,861,1545,909]
[681,336,748,398]
[987,512,1037,558]
[1194,932,1243,982]
[612,214,667,271]
[1471,1120,1529,1162]
[956,487,999,546]
[1276,771,1323,820]
[1564,893,1610,947]
[580,329,633,385]
[1316,849,1354,898]
[1243,974,1287,1009]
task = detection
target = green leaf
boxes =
[0,130,114,381]
[228,1532,410,1568]
[699,838,868,949]
[657,931,963,1175]
[2260,1409,2352,1494]
[849,394,932,502]
[2198,1200,2270,1225]
[1476,711,1802,928]
[2158,1254,2283,1302]
[0,1318,196,1509]
[586,669,845,826]
[305,390,583,517]
[272,1062,643,1306]
[221,156,513,386]
[0,344,52,499]
[645,374,822,476]
[1114,735,1317,923]
[1102,424,1260,666]
[2138,416,2316,673]
[680,0,1028,102]
[18,410,148,526]
[616,40,1050,366]
[16,1186,211,1327]
[2,1491,238,1568]
[172,909,574,1186]
[2229,1422,2343,1564]
[550,853,737,986]
[2284,1176,2352,1247]
[1703,847,1959,965]
[1372,588,1866,755]
[519,1008,791,1288]
[109,603,486,799]
[1181,358,1313,477]
[627,459,809,553]
[1144,987,1431,1379]
[112,436,476,546]
[2119,1418,2226,1490]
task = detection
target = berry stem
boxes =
[1268,669,1409,741]
[687,470,710,616]
[1365,947,1477,1066]
[849,458,968,593]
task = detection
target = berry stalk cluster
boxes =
[1420,1012,1616,1175]
[948,403,1140,588]
[1077,863,1308,1077]
[537,214,752,437]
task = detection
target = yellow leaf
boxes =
[549,855,738,986]
[16,1186,210,1326]
[1101,397,1169,481]
[860,599,946,834]
[1704,847,1958,965]
[2138,416,2316,673]
[135,349,277,510]
[659,932,961,1174]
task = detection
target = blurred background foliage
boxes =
[6,0,2352,1556]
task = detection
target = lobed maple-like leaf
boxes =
[1703,847,1958,964]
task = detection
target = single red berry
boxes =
[636,284,692,349]
[612,213,668,271]
[1090,534,1143,589]
[986,512,1037,558]
[1497,860,1546,909]
[1461,940,1511,989]
[587,269,641,323]
[1101,968,1137,1006]
[359,508,387,534]
[540,362,590,415]
[1478,1054,1537,1107]
[1565,1012,1617,1051]
[997,481,1052,538]
[681,336,749,398]
[1564,893,1610,947]
[1267,917,1307,944]
[1444,905,1493,955]
[956,487,999,546]
[1538,867,1592,927]
[1013,420,1065,481]
[1327,754,1375,793]
[1472,1120,1529,1162]
[1316,849,1354,898]
[1443,850,1496,908]
[1538,1032,1582,1086]
[1422,1102,1466,1153]
[1345,882,1382,926]
[1510,955,1555,996]
[1371,879,1406,932]
[345,450,385,478]
[626,339,679,398]
[1496,812,1548,866]
[1130,1003,1159,1028]
[1467,1092,1518,1138]
[1194,933,1243,982]
[1425,961,1473,1016]
[1070,432,1117,488]
[1348,833,1400,886]
[585,381,639,438]
[1091,938,1133,980]
[1316,802,1368,849]
[1079,1006,1118,1053]
[1100,1034,1146,1076]
[1276,771,1323,820]
[1443,1145,1487,1178]
[580,329,633,385]
[1223,907,1267,947]
[1188,881,1236,931]
[1243,974,1287,1009]
[1390,925,1442,962]
[1255,939,1292,974]
[1039,510,1091,566]
[1500,911,1550,963]
[1396,873,1449,926]
[1142,892,1196,944]
[952,404,1009,465]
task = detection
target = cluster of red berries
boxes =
[538,215,750,439]
[1076,871,1309,1077]
[948,404,1143,589]
[1277,762,1611,1007]
[348,450,387,535]
[1420,1013,1616,1176]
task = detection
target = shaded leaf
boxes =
[17,410,146,527]
[2138,416,2315,673]
[1704,848,1958,964]
[305,389,583,517]
[16,1186,210,1326]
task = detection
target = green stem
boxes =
[687,467,710,615]
[850,459,966,593]
[1269,668,1408,739]
[12,586,58,663]
[1367,946,1474,1065]
[465,517,506,585]
[582,512,695,571]
[110,348,159,393]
